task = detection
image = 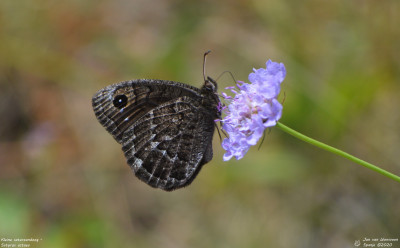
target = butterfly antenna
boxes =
[203,50,212,82]
[216,70,237,85]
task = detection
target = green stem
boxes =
[276,122,400,183]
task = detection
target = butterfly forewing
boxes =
[93,80,201,142]
[92,79,220,191]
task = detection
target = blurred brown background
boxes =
[1,0,399,247]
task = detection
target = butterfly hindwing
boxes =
[121,96,215,190]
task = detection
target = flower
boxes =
[220,60,286,161]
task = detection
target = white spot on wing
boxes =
[147,174,153,183]
[151,141,160,149]
[133,158,143,170]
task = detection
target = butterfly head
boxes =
[202,76,218,93]
[200,76,221,120]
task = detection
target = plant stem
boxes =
[276,122,400,183]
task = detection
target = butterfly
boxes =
[92,58,221,191]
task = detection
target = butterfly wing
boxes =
[93,79,202,142]
[92,79,218,191]
[121,96,216,190]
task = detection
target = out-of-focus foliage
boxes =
[1,0,399,247]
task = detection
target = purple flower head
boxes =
[220,60,286,161]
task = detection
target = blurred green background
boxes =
[1,0,399,247]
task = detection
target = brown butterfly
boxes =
[92,52,221,191]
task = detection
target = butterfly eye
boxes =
[113,94,128,109]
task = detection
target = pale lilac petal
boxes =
[219,59,286,161]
